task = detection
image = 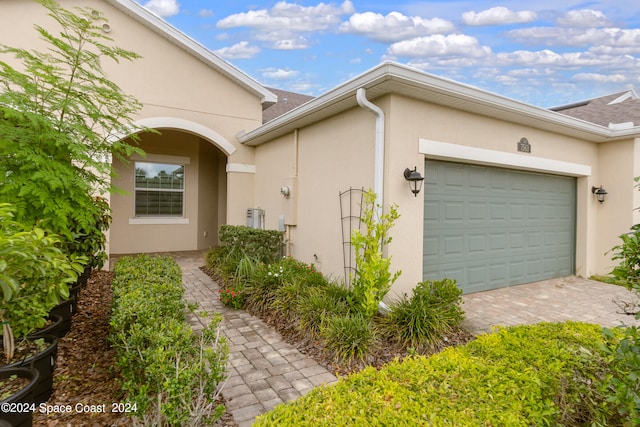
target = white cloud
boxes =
[507,27,640,54]
[261,68,299,80]
[198,9,214,18]
[214,41,261,59]
[340,11,455,42]
[572,73,627,83]
[387,34,492,58]
[557,9,611,28]
[217,1,354,32]
[462,6,537,26]
[141,0,179,17]
[494,49,601,67]
[272,37,311,50]
[253,31,311,50]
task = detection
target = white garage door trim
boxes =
[419,139,591,177]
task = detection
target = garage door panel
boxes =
[423,160,576,294]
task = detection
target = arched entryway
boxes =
[107,118,232,255]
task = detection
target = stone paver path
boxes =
[158,251,639,426]
[175,251,337,427]
[463,275,640,335]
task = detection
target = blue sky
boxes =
[135,0,640,108]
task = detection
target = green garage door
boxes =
[423,160,576,294]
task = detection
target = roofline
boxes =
[105,0,276,107]
[240,61,640,146]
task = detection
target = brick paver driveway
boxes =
[462,276,640,335]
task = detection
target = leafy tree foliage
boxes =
[0,0,144,251]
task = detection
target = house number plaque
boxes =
[517,137,531,153]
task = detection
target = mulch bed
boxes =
[32,270,129,427]
[31,270,237,427]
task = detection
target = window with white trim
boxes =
[134,162,185,217]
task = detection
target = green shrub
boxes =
[382,278,464,350]
[0,203,84,361]
[297,285,352,339]
[602,325,640,423]
[605,178,640,424]
[320,312,375,363]
[213,225,283,271]
[243,257,318,315]
[255,322,625,426]
[110,255,227,426]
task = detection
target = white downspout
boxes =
[356,88,390,314]
[356,88,385,210]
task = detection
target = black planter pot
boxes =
[29,314,65,340]
[68,282,82,314]
[49,296,76,337]
[0,367,39,427]
[1,334,58,405]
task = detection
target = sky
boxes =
[134,0,640,108]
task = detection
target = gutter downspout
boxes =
[356,88,385,210]
[356,88,390,314]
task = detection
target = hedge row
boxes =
[255,322,626,426]
[110,255,228,426]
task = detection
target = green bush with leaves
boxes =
[610,223,640,289]
[350,190,401,319]
[110,255,228,426]
[208,225,283,276]
[0,0,144,261]
[604,177,640,423]
[320,312,375,363]
[0,203,83,362]
[255,322,627,426]
[382,278,464,350]
[242,256,318,315]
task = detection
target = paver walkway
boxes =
[174,251,337,427]
[462,275,640,335]
[164,251,639,426]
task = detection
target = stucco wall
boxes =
[2,0,268,254]
[254,108,377,279]
[594,139,638,274]
[385,93,630,292]
[254,91,632,299]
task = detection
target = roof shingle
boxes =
[551,90,640,128]
[262,88,314,124]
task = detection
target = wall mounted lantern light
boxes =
[592,185,608,204]
[403,167,424,197]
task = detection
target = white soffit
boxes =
[420,139,592,177]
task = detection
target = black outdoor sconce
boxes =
[592,185,608,204]
[403,167,424,197]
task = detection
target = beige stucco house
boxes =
[5,0,640,296]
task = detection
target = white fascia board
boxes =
[239,63,395,145]
[106,0,276,106]
[420,139,591,177]
[240,62,614,146]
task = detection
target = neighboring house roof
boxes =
[105,0,277,108]
[550,90,640,129]
[240,61,640,147]
[262,88,315,123]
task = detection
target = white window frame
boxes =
[129,154,190,225]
